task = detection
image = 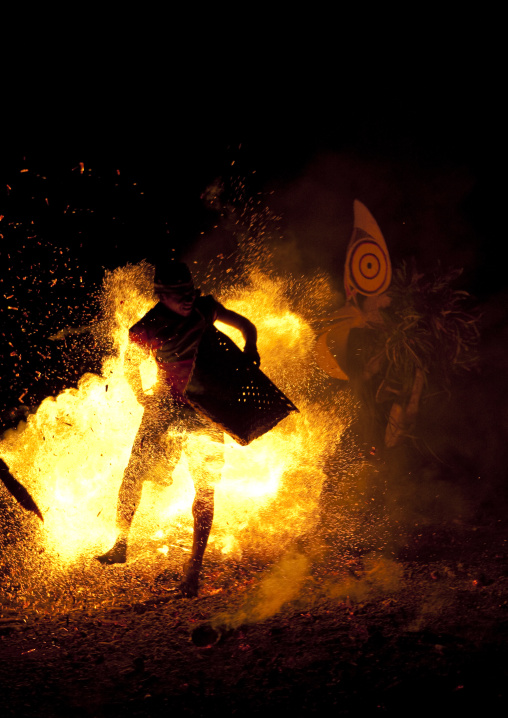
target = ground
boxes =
[1,517,508,717]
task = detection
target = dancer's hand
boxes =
[244,341,260,367]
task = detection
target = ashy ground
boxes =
[1,518,508,717]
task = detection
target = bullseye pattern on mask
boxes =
[345,231,392,296]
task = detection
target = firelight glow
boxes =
[0,264,346,569]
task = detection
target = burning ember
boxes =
[0,258,355,611]
[1,179,478,622]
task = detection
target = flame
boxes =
[0,262,348,595]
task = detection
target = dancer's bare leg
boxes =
[179,485,214,597]
[96,397,179,565]
[95,467,144,564]
[179,433,224,596]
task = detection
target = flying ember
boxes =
[0,261,348,604]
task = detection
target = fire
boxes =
[0,262,347,594]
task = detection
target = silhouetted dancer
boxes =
[96,261,264,597]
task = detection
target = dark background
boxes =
[2,27,508,718]
[1,52,506,509]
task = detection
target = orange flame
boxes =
[0,263,347,577]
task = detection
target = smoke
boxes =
[181,155,500,627]
[2,148,500,627]
[325,555,405,603]
[259,150,479,288]
[212,551,310,629]
[265,153,501,518]
[210,551,405,631]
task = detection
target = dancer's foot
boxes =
[179,574,199,598]
[95,537,127,565]
[179,559,201,598]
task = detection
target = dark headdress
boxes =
[154,262,194,292]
